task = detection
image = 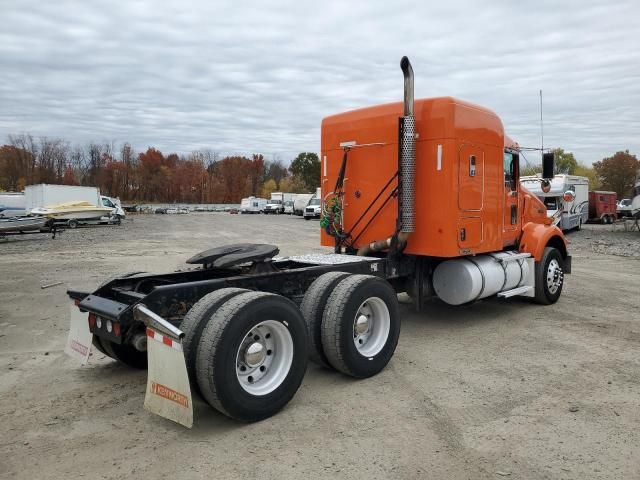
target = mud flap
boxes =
[64,303,92,365]
[134,304,192,428]
[144,329,193,428]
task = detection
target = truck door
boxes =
[458,144,484,212]
[503,150,519,241]
[458,144,484,249]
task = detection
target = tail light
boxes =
[88,313,97,328]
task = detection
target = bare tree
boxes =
[266,158,288,189]
[8,134,37,183]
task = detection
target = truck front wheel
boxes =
[534,247,564,305]
[196,291,308,422]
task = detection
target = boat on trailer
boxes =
[31,201,113,222]
[0,216,49,234]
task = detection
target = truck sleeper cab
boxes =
[65,57,570,427]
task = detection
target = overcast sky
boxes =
[1,0,638,165]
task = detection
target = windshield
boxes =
[269,200,282,205]
[309,198,320,206]
[543,197,558,210]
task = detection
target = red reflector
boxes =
[88,313,97,328]
[113,323,121,337]
[74,299,81,306]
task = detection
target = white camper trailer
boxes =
[240,196,267,214]
[630,171,640,218]
[520,174,589,231]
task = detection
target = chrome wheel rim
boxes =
[546,259,563,294]
[236,320,293,396]
[353,297,390,357]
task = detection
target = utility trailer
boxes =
[65,57,571,427]
[588,191,617,224]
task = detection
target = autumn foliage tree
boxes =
[1,132,320,203]
[593,150,640,198]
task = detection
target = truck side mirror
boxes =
[562,190,575,202]
[542,152,554,179]
[541,180,551,193]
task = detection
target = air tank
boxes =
[432,251,530,305]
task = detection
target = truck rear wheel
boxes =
[321,275,400,378]
[195,291,308,422]
[180,288,249,391]
[534,247,564,305]
[100,337,147,369]
[300,271,351,368]
[92,336,108,356]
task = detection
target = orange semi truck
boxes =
[64,57,570,426]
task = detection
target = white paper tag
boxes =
[144,329,193,428]
[64,303,93,365]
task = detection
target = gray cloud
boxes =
[0,0,638,164]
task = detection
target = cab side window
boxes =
[504,151,519,191]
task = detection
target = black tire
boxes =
[68,219,78,229]
[304,217,310,220]
[180,288,249,392]
[100,338,147,369]
[300,272,352,368]
[196,291,308,422]
[92,335,108,356]
[321,275,400,378]
[534,247,565,305]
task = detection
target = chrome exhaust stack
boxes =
[399,56,416,238]
[358,56,415,256]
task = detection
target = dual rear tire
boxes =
[182,274,400,421]
[301,273,401,378]
[183,290,308,422]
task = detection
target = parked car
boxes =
[617,198,633,218]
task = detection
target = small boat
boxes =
[31,201,112,220]
[0,215,49,233]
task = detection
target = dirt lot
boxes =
[1,214,639,479]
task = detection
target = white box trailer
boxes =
[293,193,313,215]
[240,196,267,214]
[520,174,589,231]
[0,192,26,217]
[25,184,101,212]
[25,184,125,225]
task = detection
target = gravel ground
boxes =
[0,214,639,479]
[570,222,640,258]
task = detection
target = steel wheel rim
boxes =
[546,258,563,294]
[236,320,293,396]
[353,297,390,357]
